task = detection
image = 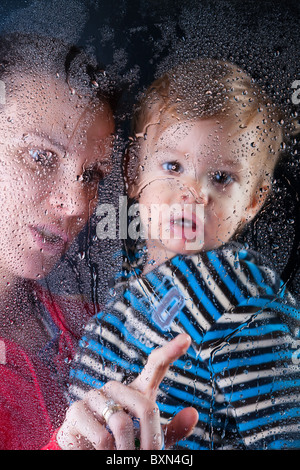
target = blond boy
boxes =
[66,59,300,450]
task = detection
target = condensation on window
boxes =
[0,0,296,302]
[0,0,298,451]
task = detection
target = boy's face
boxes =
[133,118,267,270]
[0,73,114,281]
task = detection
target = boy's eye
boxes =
[29,149,56,165]
[162,161,183,173]
[210,171,234,186]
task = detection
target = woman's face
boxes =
[0,73,114,281]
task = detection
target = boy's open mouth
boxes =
[169,213,201,241]
[173,218,196,228]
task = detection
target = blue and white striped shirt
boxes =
[69,245,300,450]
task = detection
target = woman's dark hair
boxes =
[0,32,117,109]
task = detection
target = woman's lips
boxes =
[29,225,69,255]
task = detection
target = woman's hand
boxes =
[56,333,198,450]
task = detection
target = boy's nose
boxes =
[180,183,208,205]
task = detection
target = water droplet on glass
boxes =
[184,360,192,370]
[109,287,116,297]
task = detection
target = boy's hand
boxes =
[56,333,198,450]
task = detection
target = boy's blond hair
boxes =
[125,58,297,191]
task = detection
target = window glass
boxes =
[0,0,298,451]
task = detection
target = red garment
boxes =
[43,429,62,450]
[0,285,95,450]
[0,338,54,450]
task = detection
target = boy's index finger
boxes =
[130,334,191,399]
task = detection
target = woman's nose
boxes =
[48,178,89,219]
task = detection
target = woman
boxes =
[0,32,196,452]
[0,32,115,450]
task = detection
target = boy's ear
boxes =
[123,143,141,199]
[127,182,139,199]
[124,168,140,199]
[245,183,271,222]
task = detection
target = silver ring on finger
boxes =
[101,400,124,425]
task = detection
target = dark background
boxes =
[0,0,299,305]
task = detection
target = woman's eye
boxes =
[210,171,234,186]
[162,161,183,173]
[79,168,104,185]
[29,149,55,165]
